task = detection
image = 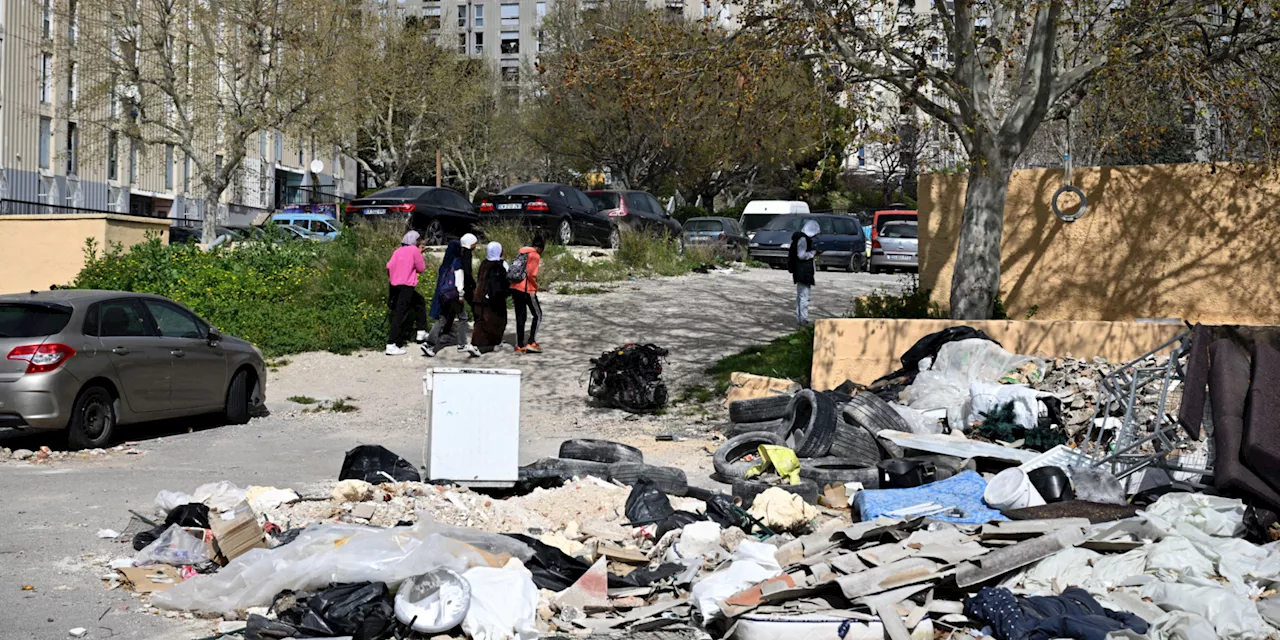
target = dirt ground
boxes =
[0,266,904,639]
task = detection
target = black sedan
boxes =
[587,190,683,240]
[480,183,616,247]
[344,186,479,245]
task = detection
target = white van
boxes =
[739,200,811,239]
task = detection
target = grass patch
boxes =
[286,395,318,405]
[304,397,360,413]
[853,275,946,319]
[708,326,814,392]
[675,383,715,404]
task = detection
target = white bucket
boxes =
[984,468,1046,510]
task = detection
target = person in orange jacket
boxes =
[510,235,545,354]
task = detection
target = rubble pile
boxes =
[1034,354,1184,439]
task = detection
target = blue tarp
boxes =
[854,470,1008,524]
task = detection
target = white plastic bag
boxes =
[134,524,212,566]
[155,481,248,512]
[152,519,531,614]
[1141,582,1272,639]
[905,340,1045,424]
[666,521,725,564]
[966,382,1040,432]
[691,540,781,623]
[888,403,944,435]
[1145,493,1246,538]
[461,559,539,640]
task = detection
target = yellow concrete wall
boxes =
[0,215,170,294]
[920,163,1280,324]
[812,318,1184,390]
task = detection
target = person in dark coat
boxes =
[786,219,820,327]
[423,240,480,358]
[471,242,510,353]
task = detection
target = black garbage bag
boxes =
[166,503,211,528]
[704,492,752,531]
[339,445,421,485]
[132,525,167,551]
[277,582,395,640]
[505,534,685,591]
[656,511,705,539]
[243,613,299,640]
[588,343,669,413]
[625,478,676,526]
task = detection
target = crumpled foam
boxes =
[747,487,817,532]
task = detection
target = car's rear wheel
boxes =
[607,226,621,250]
[225,369,257,425]
[558,219,574,245]
[423,219,446,246]
[849,252,866,272]
[68,386,116,450]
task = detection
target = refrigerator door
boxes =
[424,368,521,484]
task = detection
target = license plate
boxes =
[364,208,386,215]
[498,203,521,210]
[889,254,911,260]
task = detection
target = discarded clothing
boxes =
[744,445,801,484]
[964,586,1149,640]
[855,470,1006,524]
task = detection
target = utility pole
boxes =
[436,150,442,187]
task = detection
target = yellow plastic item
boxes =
[745,445,801,485]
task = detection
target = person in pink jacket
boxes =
[385,230,428,355]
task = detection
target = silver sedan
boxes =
[869,221,919,274]
[0,290,266,449]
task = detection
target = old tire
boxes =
[559,439,643,464]
[800,458,880,489]
[842,392,912,458]
[727,419,789,438]
[225,369,253,425]
[784,390,838,458]
[68,385,117,450]
[728,395,793,423]
[609,462,688,496]
[828,419,881,466]
[520,457,611,481]
[714,432,787,483]
[732,478,820,508]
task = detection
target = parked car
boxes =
[682,217,748,259]
[276,224,331,242]
[740,200,811,241]
[344,186,479,245]
[273,213,340,238]
[871,208,918,239]
[0,291,266,449]
[586,190,683,240]
[747,214,867,272]
[869,221,918,274]
[480,183,616,247]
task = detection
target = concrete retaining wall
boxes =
[0,214,171,293]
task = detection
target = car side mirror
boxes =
[207,330,222,346]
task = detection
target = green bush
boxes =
[672,205,707,224]
[854,276,947,319]
[72,221,437,357]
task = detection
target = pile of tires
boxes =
[716,390,917,507]
[517,439,690,496]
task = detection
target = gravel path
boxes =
[0,266,903,639]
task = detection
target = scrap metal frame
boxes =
[1081,330,1215,489]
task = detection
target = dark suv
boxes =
[586,190,682,240]
[480,183,615,247]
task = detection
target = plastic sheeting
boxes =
[155,481,247,512]
[889,403,945,435]
[966,382,1040,432]
[153,519,531,615]
[134,524,213,566]
[460,560,539,640]
[691,540,781,623]
[905,339,1046,425]
[1141,582,1272,640]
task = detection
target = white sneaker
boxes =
[385,344,407,356]
[415,330,428,343]
[459,344,481,358]
[421,345,437,357]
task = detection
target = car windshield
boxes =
[588,192,620,210]
[762,216,836,234]
[501,183,557,196]
[684,219,724,232]
[881,224,918,238]
[740,213,778,232]
[0,303,73,338]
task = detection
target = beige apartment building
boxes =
[0,0,359,228]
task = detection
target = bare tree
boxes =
[742,0,1280,318]
[74,0,349,243]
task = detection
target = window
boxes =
[40,53,52,103]
[474,31,484,54]
[183,155,191,191]
[501,65,519,83]
[143,300,204,339]
[857,146,866,167]
[500,31,519,54]
[107,132,118,180]
[536,2,545,20]
[457,4,466,27]
[41,0,51,38]
[38,117,52,169]
[108,186,122,212]
[165,144,174,190]
[38,176,53,203]
[458,32,466,53]
[623,192,649,214]
[424,5,441,28]
[259,131,267,158]
[129,140,139,183]
[473,4,483,27]
[274,131,283,162]
[96,300,152,337]
[65,122,78,174]
[67,0,77,45]
[67,62,77,107]
[500,3,518,27]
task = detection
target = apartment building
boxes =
[0,0,359,227]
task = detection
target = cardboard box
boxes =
[118,565,184,593]
[210,501,267,562]
[725,372,800,408]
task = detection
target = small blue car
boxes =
[272,212,340,238]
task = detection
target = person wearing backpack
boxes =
[471,241,510,353]
[786,219,820,327]
[423,240,481,358]
[509,235,545,354]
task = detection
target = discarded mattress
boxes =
[854,470,1007,525]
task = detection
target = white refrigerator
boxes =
[422,367,521,486]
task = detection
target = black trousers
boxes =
[387,285,427,345]
[512,290,542,347]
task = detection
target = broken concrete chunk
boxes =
[349,503,376,520]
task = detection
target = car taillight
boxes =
[7,343,76,374]
[479,201,494,213]
[527,199,549,212]
[390,203,416,213]
[872,239,882,250]
[344,203,359,214]
[606,209,628,217]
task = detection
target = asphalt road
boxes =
[0,266,906,639]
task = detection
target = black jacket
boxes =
[788,232,815,286]
[460,247,476,304]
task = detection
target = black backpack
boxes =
[786,231,806,273]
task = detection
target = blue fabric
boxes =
[854,469,1007,524]
[963,587,1149,640]
[429,241,462,319]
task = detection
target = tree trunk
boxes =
[700,189,717,214]
[199,181,223,246]
[948,164,1011,319]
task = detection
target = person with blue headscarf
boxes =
[423,239,481,358]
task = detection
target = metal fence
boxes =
[0,198,164,222]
